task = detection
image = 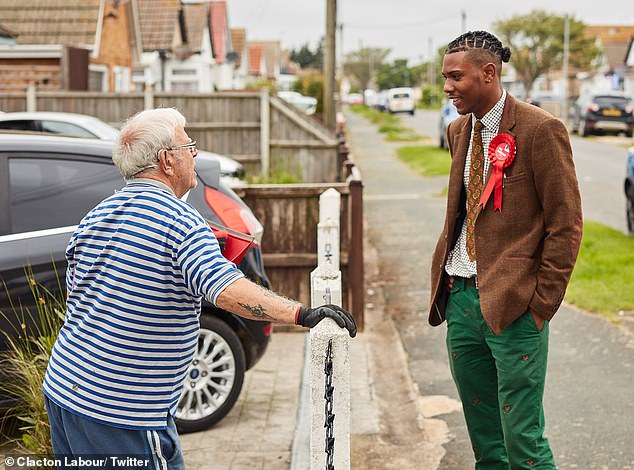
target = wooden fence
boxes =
[0,89,364,327]
[0,89,339,182]
[235,167,364,330]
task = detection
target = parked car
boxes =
[625,146,634,234]
[277,91,318,115]
[572,93,634,137]
[0,112,246,185]
[0,132,271,433]
[439,99,460,150]
[375,90,389,112]
[342,92,363,105]
[386,87,416,115]
[525,93,561,108]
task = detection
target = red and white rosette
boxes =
[479,133,516,211]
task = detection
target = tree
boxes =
[494,11,600,96]
[343,47,390,93]
[375,59,421,90]
[290,38,324,69]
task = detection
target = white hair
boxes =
[112,108,187,179]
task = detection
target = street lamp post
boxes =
[562,14,570,126]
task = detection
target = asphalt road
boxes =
[347,107,634,469]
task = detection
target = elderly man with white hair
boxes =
[42,108,356,469]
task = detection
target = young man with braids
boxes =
[429,31,582,469]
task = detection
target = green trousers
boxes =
[446,278,556,469]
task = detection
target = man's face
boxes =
[169,127,198,198]
[442,51,488,118]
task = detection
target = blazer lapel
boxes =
[446,116,471,237]
[498,93,517,138]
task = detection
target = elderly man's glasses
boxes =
[165,140,197,153]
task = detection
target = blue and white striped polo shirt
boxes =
[42,180,244,430]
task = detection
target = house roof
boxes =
[602,40,631,69]
[0,0,101,47]
[230,27,245,68]
[585,25,634,43]
[585,25,634,70]
[248,43,263,76]
[248,40,280,78]
[210,0,228,63]
[183,3,209,54]
[626,37,634,67]
[137,0,180,51]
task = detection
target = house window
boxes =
[132,69,146,91]
[113,66,131,92]
[89,64,108,92]
[170,81,198,93]
[168,66,198,92]
[171,69,197,76]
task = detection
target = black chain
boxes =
[324,338,335,470]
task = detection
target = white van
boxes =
[387,87,416,115]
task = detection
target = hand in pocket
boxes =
[531,310,545,332]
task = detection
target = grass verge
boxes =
[565,221,634,320]
[350,105,422,142]
[396,145,451,177]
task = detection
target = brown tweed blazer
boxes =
[428,94,583,335]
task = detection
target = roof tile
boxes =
[0,0,101,46]
[137,0,180,51]
[210,0,227,63]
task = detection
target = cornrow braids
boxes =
[445,30,511,63]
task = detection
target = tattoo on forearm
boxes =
[238,302,274,320]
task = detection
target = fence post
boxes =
[144,84,154,110]
[347,167,364,330]
[309,188,350,469]
[26,82,36,112]
[260,90,270,177]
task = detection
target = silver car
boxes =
[0,111,246,185]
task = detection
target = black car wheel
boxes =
[175,315,246,433]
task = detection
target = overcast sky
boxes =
[226,0,634,63]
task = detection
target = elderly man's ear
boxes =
[158,151,175,176]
